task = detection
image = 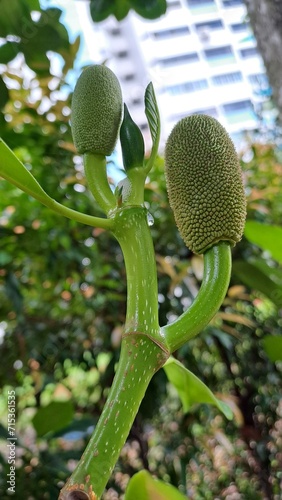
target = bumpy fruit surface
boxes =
[71,65,123,156]
[165,114,246,254]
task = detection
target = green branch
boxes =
[0,139,113,230]
[162,242,232,353]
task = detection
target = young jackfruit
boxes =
[71,65,123,156]
[165,115,246,254]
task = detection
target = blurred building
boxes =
[74,0,270,148]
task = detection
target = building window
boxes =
[248,73,268,86]
[152,26,190,39]
[223,100,255,123]
[195,20,223,31]
[230,22,248,32]
[131,98,142,106]
[167,0,181,8]
[166,79,208,95]
[187,0,215,5]
[186,0,217,14]
[170,108,218,122]
[109,28,121,36]
[240,47,258,58]
[116,50,128,58]
[204,46,235,65]
[123,74,135,81]
[193,107,218,117]
[222,0,243,6]
[157,53,199,66]
[212,71,243,85]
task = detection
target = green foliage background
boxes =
[0,1,281,498]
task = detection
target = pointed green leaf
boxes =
[145,82,160,149]
[125,470,187,500]
[163,357,233,420]
[0,138,54,203]
[32,401,74,437]
[244,221,282,264]
[144,82,161,174]
[262,335,282,362]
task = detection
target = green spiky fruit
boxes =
[165,114,246,254]
[71,65,123,156]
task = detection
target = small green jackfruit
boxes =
[165,114,246,254]
[71,65,123,156]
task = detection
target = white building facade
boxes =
[74,0,269,148]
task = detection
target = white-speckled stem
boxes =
[113,206,167,346]
[59,206,169,500]
[59,335,168,499]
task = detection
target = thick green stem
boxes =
[162,242,232,352]
[59,335,168,500]
[59,206,169,499]
[113,207,166,346]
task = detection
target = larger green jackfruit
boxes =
[165,115,246,254]
[71,65,123,156]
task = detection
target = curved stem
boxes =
[59,334,168,500]
[162,242,232,353]
[84,153,116,215]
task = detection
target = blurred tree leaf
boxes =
[0,0,30,37]
[89,0,166,21]
[89,0,117,22]
[163,357,233,420]
[232,260,282,308]
[0,42,20,64]
[132,0,167,19]
[32,401,74,437]
[244,221,282,264]
[0,139,54,203]
[262,335,282,362]
[124,470,187,500]
[0,77,9,110]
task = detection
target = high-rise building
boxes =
[73,0,270,149]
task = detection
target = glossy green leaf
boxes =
[32,401,74,436]
[163,357,233,420]
[244,220,282,264]
[124,470,187,500]
[132,0,167,19]
[144,82,161,174]
[232,260,282,308]
[0,78,9,110]
[262,335,282,362]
